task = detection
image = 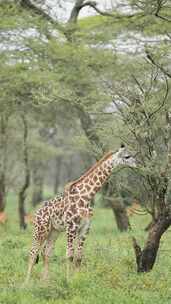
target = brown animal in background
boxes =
[0,212,7,224]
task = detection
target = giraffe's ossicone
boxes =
[25,145,136,283]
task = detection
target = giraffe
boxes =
[25,144,136,283]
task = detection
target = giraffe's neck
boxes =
[69,153,114,202]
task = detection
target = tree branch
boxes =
[68,0,143,23]
[146,50,171,79]
[155,0,171,22]
[80,1,118,17]
[20,0,64,32]
[149,75,169,119]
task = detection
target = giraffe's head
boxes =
[112,144,136,167]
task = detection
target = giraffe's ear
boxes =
[64,182,72,193]
[120,143,125,149]
[117,143,126,155]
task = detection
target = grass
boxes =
[1,195,171,304]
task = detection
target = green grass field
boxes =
[1,196,171,304]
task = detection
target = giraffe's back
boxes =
[33,194,66,237]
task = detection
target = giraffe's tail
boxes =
[35,254,39,264]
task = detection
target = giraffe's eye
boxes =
[70,187,77,194]
[125,155,131,159]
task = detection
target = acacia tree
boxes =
[106,55,171,271]
[0,52,62,224]
[1,0,170,239]
[13,0,170,233]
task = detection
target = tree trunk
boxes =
[18,186,28,230]
[32,166,44,206]
[0,174,6,212]
[54,156,62,195]
[68,0,114,24]
[76,105,104,151]
[18,115,30,230]
[111,199,131,231]
[0,115,8,212]
[69,0,84,23]
[133,212,171,272]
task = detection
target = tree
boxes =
[129,0,171,22]
[107,57,171,271]
[0,0,170,244]
[18,114,30,229]
[0,114,8,212]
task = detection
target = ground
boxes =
[0,195,171,304]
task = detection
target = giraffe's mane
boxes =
[66,151,113,191]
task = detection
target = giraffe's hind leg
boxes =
[24,238,45,285]
[75,218,90,267]
[41,229,59,281]
[24,219,51,285]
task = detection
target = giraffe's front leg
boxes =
[41,229,59,281]
[75,218,91,267]
[66,224,77,262]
